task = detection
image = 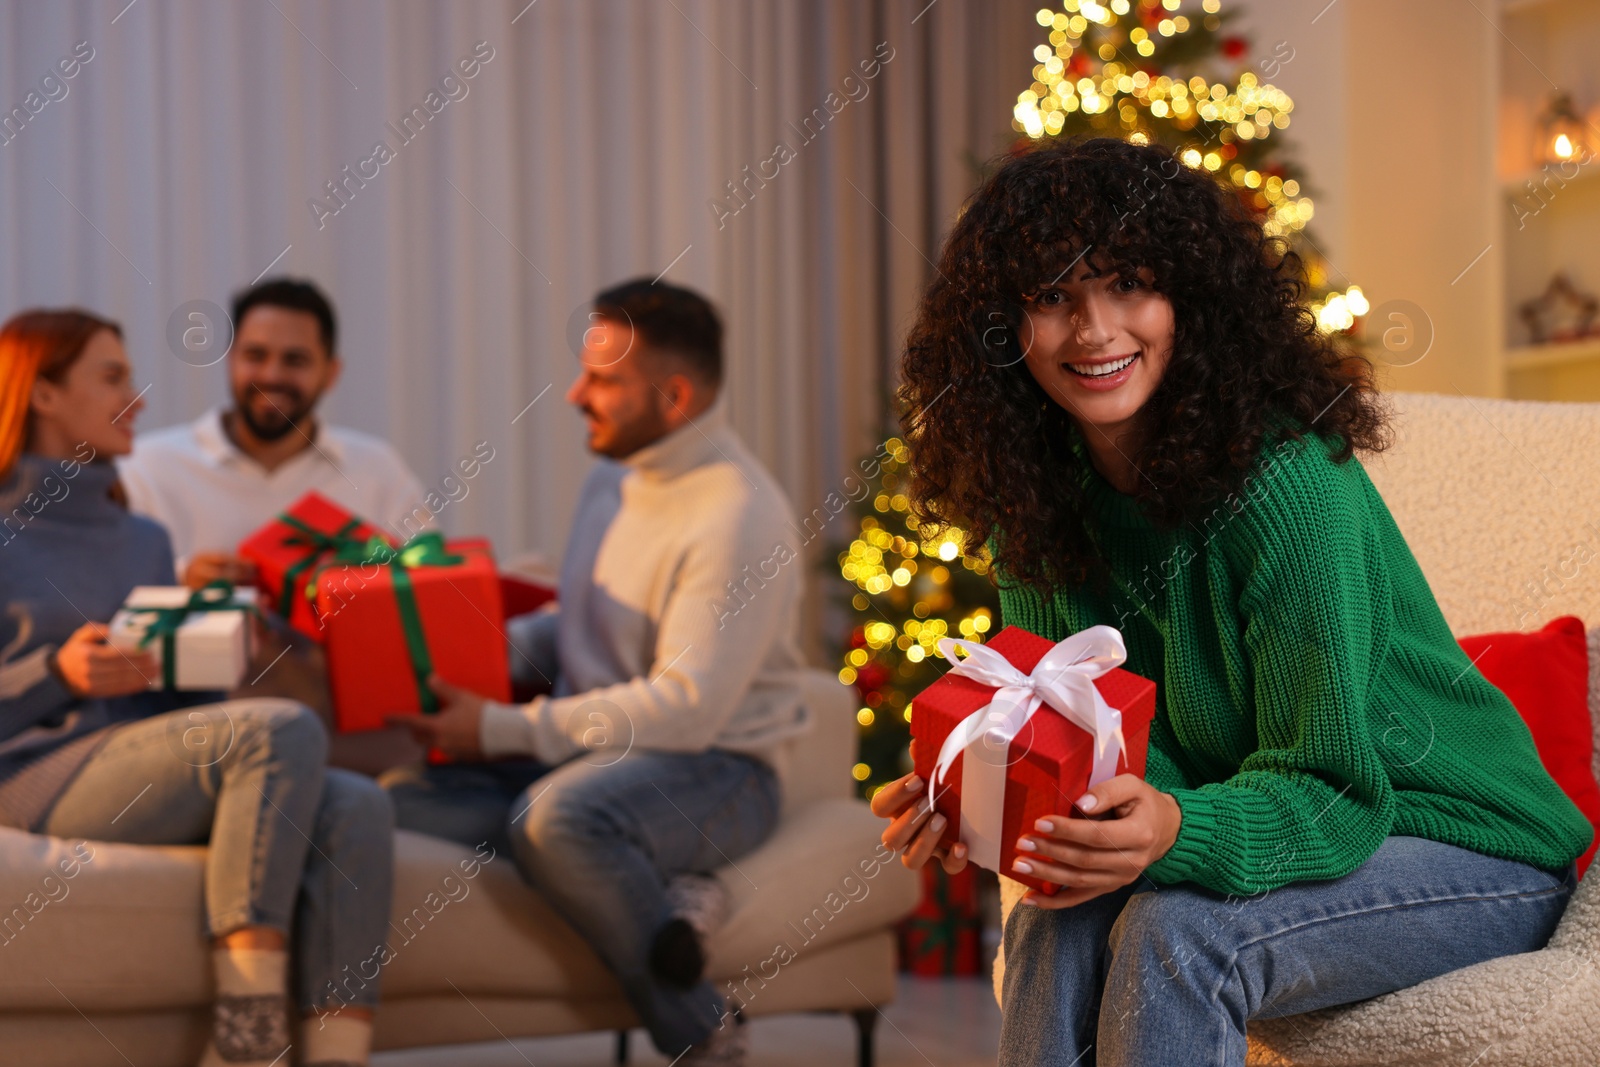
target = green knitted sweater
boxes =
[996,424,1593,897]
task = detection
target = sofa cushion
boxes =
[383,796,919,999]
[0,830,208,1012]
[0,794,917,1012]
[1458,615,1600,876]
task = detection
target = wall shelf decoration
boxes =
[1494,0,1600,401]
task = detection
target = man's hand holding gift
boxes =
[386,675,486,760]
[182,552,257,590]
[50,621,157,698]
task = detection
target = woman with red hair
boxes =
[0,309,393,1067]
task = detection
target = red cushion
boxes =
[1457,616,1600,877]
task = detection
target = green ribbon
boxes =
[132,580,253,690]
[272,514,367,618]
[309,532,464,713]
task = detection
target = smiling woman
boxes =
[900,136,1387,594]
[0,309,134,476]
[1017,261,1175,493]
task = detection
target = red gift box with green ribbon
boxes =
[238,491,390,642]
[315,532,511,732]
[896,863,983,976]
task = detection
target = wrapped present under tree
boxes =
[897,862,985,976]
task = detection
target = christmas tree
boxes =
[837,438,1000,797]
[1010,0,1367,331]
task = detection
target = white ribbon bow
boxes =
[929,626,1130,873]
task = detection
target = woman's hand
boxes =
[870,739,969,874]
[1014,773,1182,909]
[50,623,156,698]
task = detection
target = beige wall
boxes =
[1344,0,1502,397]
[1233,0,1504,397]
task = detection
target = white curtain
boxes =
[0,0,1037,655]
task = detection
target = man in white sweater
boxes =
[383,279,810,1066]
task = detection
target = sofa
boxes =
[990,390,1600,1065]
[0,668,921,1066]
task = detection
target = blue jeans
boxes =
[40,700,395,1013]
[998,835,1578,1067]
[381,747,780,1056]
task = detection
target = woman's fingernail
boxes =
[953,844,966,857]
[1077,794,1098,812]
[1035,818,1054,833]
[1013,859,1034,874]
[930,814,946,831]
[906,775,924,792]
[1016,837,1038,852]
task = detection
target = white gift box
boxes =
[107,585,256,691]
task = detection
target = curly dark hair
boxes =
[897,136,1390,595]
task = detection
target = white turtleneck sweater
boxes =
[479,404,812,780]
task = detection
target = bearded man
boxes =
[119,277,426,588]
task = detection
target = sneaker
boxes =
[674,1012,747,1066]
[650,874,731,988]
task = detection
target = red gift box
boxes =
[897,863,983,976]
[318,536,511,732]
[910,625,1157,896]
[238,491,391,642]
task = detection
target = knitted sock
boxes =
[198,948,290,1067]
[650,917,705,988]
[301,1012,374,1066]
[650,873,732,988]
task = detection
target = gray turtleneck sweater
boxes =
[0,452,185,830]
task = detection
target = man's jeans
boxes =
[382,747,780,1056]
[41,701,396,1014]
[998,834,1578,1066]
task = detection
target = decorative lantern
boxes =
[1536,91,1589,166]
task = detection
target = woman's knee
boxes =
[230,699,329,768]
[1003,893,1058,958]
[1108,887,1232,978]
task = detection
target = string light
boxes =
[837,436,1000,795]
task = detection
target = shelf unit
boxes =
[1494,0,1600,401]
